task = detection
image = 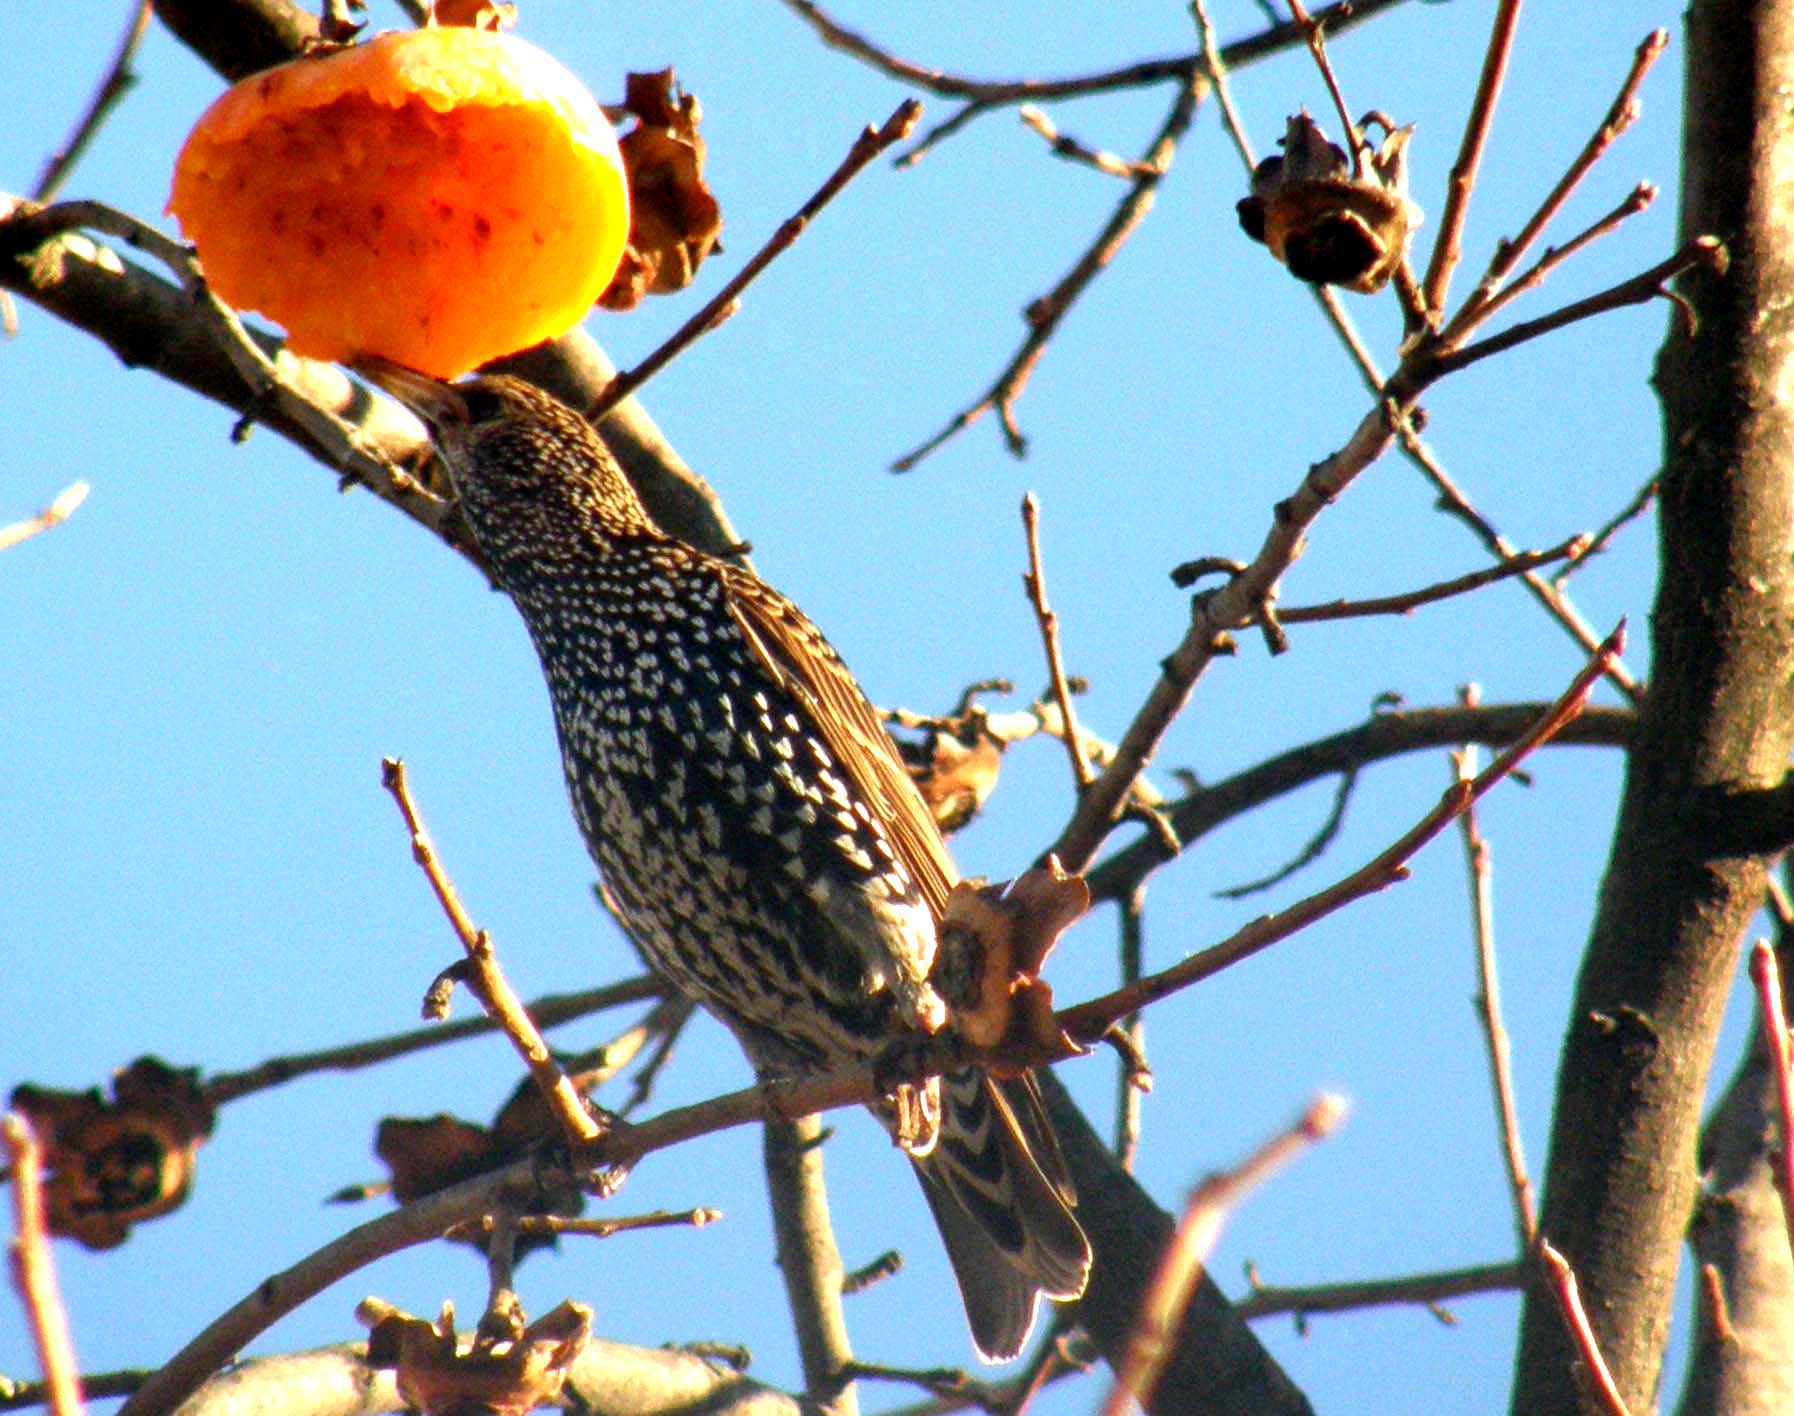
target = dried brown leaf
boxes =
[600,70,722,311]
[932,861,1089,1068]
[10,1057,214,1249]
[374,1083,583,1259]
[362,1297,592,1416]
[427,0,516,30]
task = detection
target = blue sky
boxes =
[3,4,1700,1412]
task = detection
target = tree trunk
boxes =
[1509,2,1794,1410]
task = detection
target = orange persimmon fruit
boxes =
[169,27,630,378]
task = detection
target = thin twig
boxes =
[380,757,602,1146]
[1056,626,1620,1043]
[1560,475,1657,584]
[620,995,698,1115]
[1286,0,1361,174]
[1452,728,1537,1249]
[3,1115,85,1416]
[1021,493,1093,788]
[898,101,994,168]
[202,978,664,1107]
[1434,238,1726,378]
[1697,1261,1736,1346]
[1099,1096,1347,1416]
[1018,106,1156,180]
[892,71,1202,469]
[1446,183,1657,349]
[557,992,692,1110]
[1450,29,1669,339]
[1538,1242,1634,1416]
[0,1370,146,1412]
[1214,766,1357,898]
[1115,887,1147,1171]
[999,1330,1080,1416]
[1420,0,1524,317]
[840,1249,903,1296]
[1190,0,1256,169]
[779,0,1403,112]
[1396,424,1641,698]
[589,100,921,423]
[0,483,89,554]
[482,1202,521,1303]
[1315,299,1641,694]
[32,0,153,202]
[1045,374,1430,871]
[839,1361,973,1400]
[1746,940,1794,1268]
[446,1207,722,1244]
[0,196,456,546]
[1234,1258,1522,1321]
[1084,700,1633,906]
[870,1327,1087,1416]
[1279,535,1589,624]
[1300,232,1645,699]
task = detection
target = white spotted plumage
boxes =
[366,366,1092,1364]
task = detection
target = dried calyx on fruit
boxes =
[1236,111,1420,295]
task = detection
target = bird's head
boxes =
[359,362,661,572]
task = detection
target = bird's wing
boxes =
[718,565,957,921]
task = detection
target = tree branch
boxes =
[1510,4,1794,1405]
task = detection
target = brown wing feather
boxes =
[718,565,957,920]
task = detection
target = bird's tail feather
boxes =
[913,1070,1091,1362]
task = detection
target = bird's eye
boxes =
[459,385,509,425]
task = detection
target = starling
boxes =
[366,365,1091,1361]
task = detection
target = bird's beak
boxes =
[354,357,470,428]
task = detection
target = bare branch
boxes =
[3,1115,85,1416]
[1747,940,1794,1268]
[33,0,152,202]
[1234,1258,1522,1321]
[1450,28,1670,339]
[0,194,456,545]
[892,73,1201,469]
[1446,182,1658,348]
[1286,0,1363,174]
[0,482,90,554]
[1420,0,1524,317]
[1045,379,1436,872]
[1434,238,1727,378]
[1279,535,1590,624]
[1538,1243,1635,1416]
[1115,888,1147,1171]
[1190,0,1256,169]
[765,1116,860,1416]
[1452,730,1538,1249]
[1059,627,1620,1041]
[589,100,922,423]
[777,0,1407,111]
[446,1208,722,1244]
[1314,307,1645,698]
[1084,700,1634,906]
[1563,474,1657,582]
[380,758,603,1146]
[1098,1095,1347,1416]
[1214,765,1357,899]
[201,978,664,1107]
[1018,106,1156,180]
[1021,493,1094,788]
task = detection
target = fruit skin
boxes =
[169,28,630,378]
